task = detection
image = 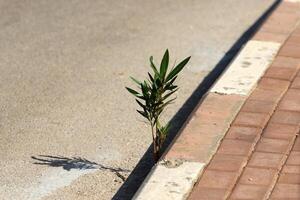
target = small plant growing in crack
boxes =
[126,49,190,162]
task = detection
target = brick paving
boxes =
[164,93,245,163]
[188,3,300,199]
[136,1,300,199]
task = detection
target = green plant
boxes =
[126,49,190,162]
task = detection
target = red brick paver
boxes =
[188,4,300,199]
[164,93,245,163]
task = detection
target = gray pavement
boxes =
[0,0,275,199]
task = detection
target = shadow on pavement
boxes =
[112,0,281,199]
[31,155,130,181]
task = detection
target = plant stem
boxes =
[150,121,159,162]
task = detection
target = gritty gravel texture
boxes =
[0,0,274,199]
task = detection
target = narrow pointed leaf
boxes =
[148,72,154,83]
[144,81,150,91]
[150,56,160,79]
[126,87,140,96]
[136,99,146,109]
[160,123,170,136]
[126,87,146,100]
[159,98,176,110]
[156,107,164,117]
[162,88,178,101]
[155,77,162,88]
[130,76,141,85]
[141,82,150,98]
[137,110,148,119]
[164,123,171,133]
[166,76,177,85]
[155,98,175,117]
[165,76,177,90]
[167,85,177,91]
[166,56,191,82]
[160,49,169,80]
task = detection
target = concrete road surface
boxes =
[0,0,275,199]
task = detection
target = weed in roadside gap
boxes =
[126,49,190,162]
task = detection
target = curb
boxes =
[133,1,300,199]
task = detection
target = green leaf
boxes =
[156,107,164,117]
[160,123,171,136]
[136,99,146,109]
[130,76,141,85]
[155,77,162,88]
[150,56,160,79]
[126,87,146,100]
[155,98,176,117]
[166,75,177,85]
[162,88,178,101]
[160,49,169,80]
[136,99,148,115]
[154,100,164,107]
[159,98,176,110]
[126,87,140,96]
[149,84,157,103]
[144,81,150,91]
[164,123,171,133]
[148,72,154,83]
[165,76,177,90]
[141,81,150,98]
[137,110,148,119]
[166,56,191,82]
[167,85,177,91]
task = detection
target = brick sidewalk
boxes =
[188,13,300,200]
[134,1,300,199]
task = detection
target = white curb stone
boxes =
[211,40,280,95]
[133,161,205,200]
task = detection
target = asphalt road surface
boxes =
[0,0,275,199]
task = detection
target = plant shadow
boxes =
[112,0,281,199]
[31,155,130,181]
